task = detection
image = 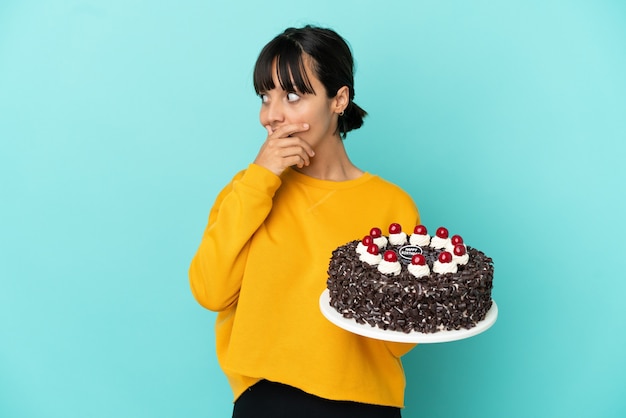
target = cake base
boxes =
[320,289,498,343]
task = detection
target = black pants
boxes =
[232,380,402,418]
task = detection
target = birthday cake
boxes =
[326,224,494,334]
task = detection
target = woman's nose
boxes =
[262,100,284,126]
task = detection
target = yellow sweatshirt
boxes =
[189,164,420,407]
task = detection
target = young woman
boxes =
[189,26,420,418]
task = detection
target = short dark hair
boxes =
[253,25,367,138]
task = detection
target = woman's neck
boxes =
[292,136,363,181]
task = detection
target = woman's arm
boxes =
[189,164,281,312]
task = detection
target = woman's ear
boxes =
[333,86,350,114]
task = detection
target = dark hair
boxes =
[253,25,367,138]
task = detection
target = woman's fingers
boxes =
[254,124,314,175]
[268,124,314,153]
[255,138,313,173]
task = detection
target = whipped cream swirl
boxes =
[388,232,407,246]
[453,252,469,265]
[430,236,449,249]
[377,259,401,276]
[408,263,430,278]
[356,242,368,255]
[409,233,430,246]
[359,251,382,265]
[373,236,388,249]
[433,260,458,274]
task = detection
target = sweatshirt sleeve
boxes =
[189,164,282,312]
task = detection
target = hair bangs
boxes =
[253,37,315,95]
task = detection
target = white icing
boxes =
[377,260,401,276]
[359,251,382,265]
[388,232,407,246]
[409,233,431,246]
[433,260,458,274]
[430,236,449,249]
[408,263,430,278]
[373,236,388,249]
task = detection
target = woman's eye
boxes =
[259,93,269,103]
[287,92,300,102]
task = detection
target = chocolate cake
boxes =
[326,225,494,334]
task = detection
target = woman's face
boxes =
[259,57,341,148]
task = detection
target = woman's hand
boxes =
[253,123,315,176]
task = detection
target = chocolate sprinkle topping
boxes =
[326,240,494,334]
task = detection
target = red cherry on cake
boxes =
[367,244,380,255]
[453,244,466,256]
[411,254,426,265]
[362,235,373,246]
[389,223,402,234]
[369,227,382,238]
[451,235,464,246]
[413,225,428,235]
[436,227,449,239]
[383,250,398,262]
[438,251,453,263]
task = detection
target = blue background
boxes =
[2,1,625,417]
